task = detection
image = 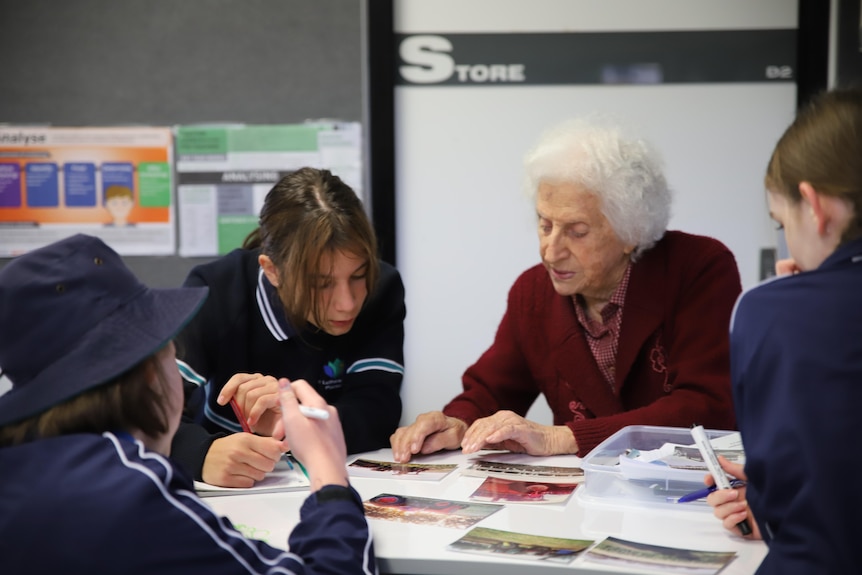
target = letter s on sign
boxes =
[399,35,455,84]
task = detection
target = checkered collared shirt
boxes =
[572,264,632,392]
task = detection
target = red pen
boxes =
[229,397,252,433]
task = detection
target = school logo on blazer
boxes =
[320,358,345,391]
[323,358,344,379]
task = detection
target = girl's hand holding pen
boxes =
[277,378,349,490]
[677,478,745,503]
[705,456,762,540]
[203,373,288,487]
[217,372,284,438]
[205,385,284,488]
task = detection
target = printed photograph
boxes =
[582,536,737,575]
[669,445,745,469]
[363,493,502,529]
[461,455,584,483]
[468,476,579,504]
[448,526,594,564]
[348,458,457,481]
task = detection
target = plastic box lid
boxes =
[578,424,742,511]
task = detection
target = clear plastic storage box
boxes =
[578,425,742,510]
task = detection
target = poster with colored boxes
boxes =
[0,126,174,256]
[175,122,362,256]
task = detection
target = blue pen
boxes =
[677,479,745,503]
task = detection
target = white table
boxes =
[204,448,767,574]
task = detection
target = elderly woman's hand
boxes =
[460,410,578,456]
[390,411,468,463]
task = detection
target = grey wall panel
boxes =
[0,0,362,286]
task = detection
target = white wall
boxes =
[396,0,796,32]
[393,0,798,426]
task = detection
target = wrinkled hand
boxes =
[202,433,284,487]
[390,411,468,463]
[217,372,284,438]
[460,410,578,456]
[278,378,347,490]
[705,456,761,539]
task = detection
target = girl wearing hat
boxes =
[0,234,377,574]
[172,167,406,487]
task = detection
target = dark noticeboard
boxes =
[0,0,362,286]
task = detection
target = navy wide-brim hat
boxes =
[0,234,207,427]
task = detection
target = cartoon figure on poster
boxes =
[103,185,135,227]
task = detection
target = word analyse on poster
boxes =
[0,132,47,145]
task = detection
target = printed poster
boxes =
[0,126,174,256]
[175,122,362,257]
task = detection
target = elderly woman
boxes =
[391,116,741,462]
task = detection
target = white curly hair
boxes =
[523,115,672,259]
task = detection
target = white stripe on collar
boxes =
[256,268,290,341]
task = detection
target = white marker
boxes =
[277,377,331,420]
[298,405,330,420]
[691,424,752,535]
